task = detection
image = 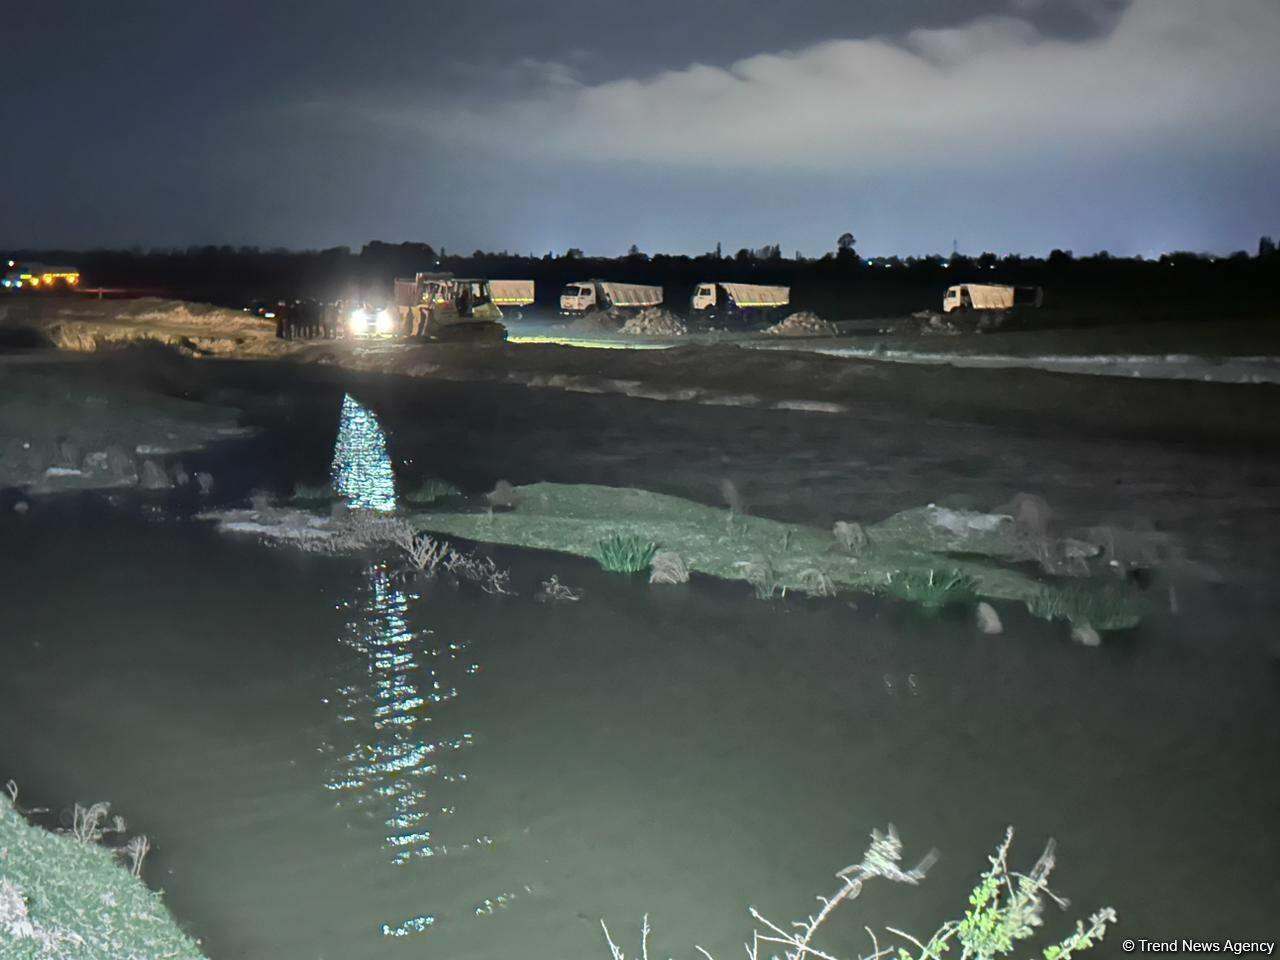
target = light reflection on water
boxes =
[332,393,398,511]
[322,394,496,940]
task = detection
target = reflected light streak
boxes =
[331,393,398,511]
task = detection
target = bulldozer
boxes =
[397,273,508,341]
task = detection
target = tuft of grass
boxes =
[405,478,462,505]
[594,534,659,574]
[289,482,337,507]
[880,568,977,608]
[735,558,784,600]
[1027,581,1143,630]
[406,478,462,505]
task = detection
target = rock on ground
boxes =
[765,312,838,337]
[620,308,688,337]
[976,601,1004,635]
[1071,623,1102,647]
[138,460,172,490]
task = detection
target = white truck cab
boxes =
[692,283,717,311]
[559,282,597,313]
[559,280,663,316]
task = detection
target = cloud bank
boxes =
[410,0,1279,174]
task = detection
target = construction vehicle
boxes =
[488,280,535,311]
[942,283,1043,313]
[559,280,662,316]
[691,282,790,325]
[398,273,508,341]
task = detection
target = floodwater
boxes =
[2,360,1279,959]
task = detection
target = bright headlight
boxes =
[375,308,395,334]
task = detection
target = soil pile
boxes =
[620,308,688,337]
[914,309,1010,335]
[560,309,624,335]
[765,312,838,337]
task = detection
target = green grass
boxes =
[404,478,462,505]
[1026,581,1144,630]
[879,568,978,608]
[0,795,207,959]
[593,534,659,574]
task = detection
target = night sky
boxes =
[3,0,1278,257]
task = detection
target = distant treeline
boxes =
[9,240,1280,321]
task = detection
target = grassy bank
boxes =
[0,794,205,959]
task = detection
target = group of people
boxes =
[270,299,344,340]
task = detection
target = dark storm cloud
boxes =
[2,0,1277,255]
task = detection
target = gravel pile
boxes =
[620,308,688,337]
[764,311,838,337]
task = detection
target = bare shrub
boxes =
[535,575,582,602]
[69,802,114,844]
[449,552,516,595]
[649,551,690,585]
[601,826,1116,960]
[399,531,461,575]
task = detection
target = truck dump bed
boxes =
[720,283,790,308]
[599,281,663,307]
[964,284,1016,310]
[488,280,535,307]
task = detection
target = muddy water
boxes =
[2,365,1279,959]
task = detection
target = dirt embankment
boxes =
[0,296,288,356]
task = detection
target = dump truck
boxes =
[400,274,508,341]
[559,280,663,316]
[942,283,1043,313]
[487,280,535,309]
[691,282,790,325]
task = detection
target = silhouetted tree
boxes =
[1260,236,1277,258]
[836,232,858,260]
[565,247,584,260]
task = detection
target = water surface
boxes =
[2,370,1277,958]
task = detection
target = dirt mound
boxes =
[914,309,1010,335]
[561,309,624,335]
[765,311,838,337]
[620,308,687,337]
